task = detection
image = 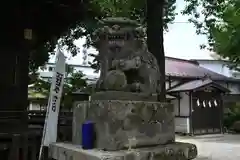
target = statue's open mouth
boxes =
[107,34,126,46]
[108,40,124,46]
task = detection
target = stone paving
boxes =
[176,134,240,160]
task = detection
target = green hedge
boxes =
[224,103,240,129]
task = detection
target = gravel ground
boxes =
[176,134,240,160]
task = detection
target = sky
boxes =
[50,0,213,65]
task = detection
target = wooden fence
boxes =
[0,110,73,160]
[28,110,73,141]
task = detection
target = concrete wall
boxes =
[172,98,179,116]
[29,102,46,110]
[198,60,240,79]
[175,117,190,134]
[38,63,99,84]
[175,92,190,133]
[167,79,191,134]
[170,91,191,134]
[198,62,231,77]
[179,92,190,116]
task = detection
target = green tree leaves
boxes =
[29,65,88,109]
[59,0,177,56]
[30,0,177,73]
[183,0,240,68]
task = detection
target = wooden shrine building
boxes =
[165,57,240,135]
[168,79,229,135]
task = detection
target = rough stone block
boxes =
[91,91,158,101]
[72,100,174,151]
[49,142,197,160]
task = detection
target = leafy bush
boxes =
[224,102,240,129]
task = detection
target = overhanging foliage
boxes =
[182,0,240,69]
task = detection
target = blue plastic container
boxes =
[82,121,94,149]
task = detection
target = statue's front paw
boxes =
[104,70,127,90]
[112,60,119,68]
[112,59,126,69]
[129,82,142,92]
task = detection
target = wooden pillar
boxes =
[15,47,29,132]
[0,48,29,133]
[0,26,29,133]
[0,49,17,111]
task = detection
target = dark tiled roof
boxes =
[165,57,231,80]
[167,79,230,93]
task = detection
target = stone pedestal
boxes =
[72,100,175,151]
[49,142,197,160]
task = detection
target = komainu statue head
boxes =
[93,17,160,95]
[91,17,146,57]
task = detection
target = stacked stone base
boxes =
[66,96,197,160]
[72,100,175,151]
[49,142,197,160]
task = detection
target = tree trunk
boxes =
[146,0,166,101]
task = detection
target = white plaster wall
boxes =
[175,117,190,133]
[179,92,190,116]
[74,66,100,78]
[166,81,170,90]
[29,103,46,111]
[198,62,232,77]
[38,63,99,83]
[29,103,41,110]
[198,61,240,79]
[172,99,179,116]
[171,92,190,117]
[171,92,190,134]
